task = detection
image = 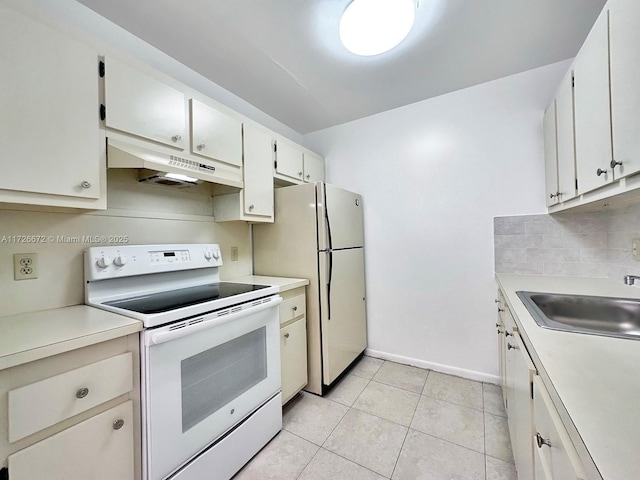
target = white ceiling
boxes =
[76,0,606,134]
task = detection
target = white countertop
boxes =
[0,305,142,371]
[230,275,309,293]
[496,274,640,480]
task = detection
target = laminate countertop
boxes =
[0,306,142,370]
[496,274,640,480]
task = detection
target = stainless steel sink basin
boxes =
[516,291,640,340]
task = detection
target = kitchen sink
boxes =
[516,291,640,341]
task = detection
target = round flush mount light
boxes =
[340,0,416,56]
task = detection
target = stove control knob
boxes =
[113,256,128,267]
[204,250,213,260]
[96,257,112,269]
[211,249,220,260]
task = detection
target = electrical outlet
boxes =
[14,253,38,280]
[230,246,239,262]
[633,238,640,261]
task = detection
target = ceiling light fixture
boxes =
[340,0,416,56]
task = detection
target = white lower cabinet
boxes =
[8,401,134,480]
[533,376,586,480]
[279,287,308,404]
[0,336,139,480]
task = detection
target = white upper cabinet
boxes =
[275,136,305,182]
[303,151,325,184]
[543,101,559,207]
[190,99,242,166]
[555,71,577,202]
[104,56,187,149]
[243,124,274,217]
[0,4,104,208]
[573,9,613,195]
[609,0,640,180]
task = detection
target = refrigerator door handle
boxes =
[327,250,333,320]
[324,183,333,250]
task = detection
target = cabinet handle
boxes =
[113,419,125,430]
[249,204,254,211]
[293,306,298,311]
[495,323,500,328]
[196,143,206,151]
[76,387,89,399]
[497,329,503,335]
[172,134,182,142]
[596,168,607,176]
[507,343,516,350]
[536,433,551,448]
[80,181,91,189]
[549,193,557,199]
[610,159,623,169]
[505,331,513,337]
[284,333,290,338]
[494,299,499,304]
[306,174,310,180]
[298,171,303,177]
[498,308,505,312]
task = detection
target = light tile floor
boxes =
[234,356,517,480]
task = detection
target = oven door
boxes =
[142,297,282,480]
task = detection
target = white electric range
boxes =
[85,244,283,480]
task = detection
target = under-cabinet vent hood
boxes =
[106,138,243,188]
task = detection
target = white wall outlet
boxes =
[633,238,640,261]
[14,253,38,280]
[230,246,239,262]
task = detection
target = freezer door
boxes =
[319,248,367,386]
[318,183,364,251]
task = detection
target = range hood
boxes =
[107,138,243,189]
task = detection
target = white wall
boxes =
[304,60,571,381]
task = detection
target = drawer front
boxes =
[533,377,586,479]
[9,400,134,480]
[8,352,133,442]
[280,294,305,325]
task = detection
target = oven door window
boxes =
[181,327,267,432]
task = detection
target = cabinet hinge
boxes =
[0,466,8,480]
[571,75,575,88]
[273,143,277,153]
[575,179,578,190]
[530,382,534,400]
[98,60,105,78]
[100,104,106,121]
[274,160,278,169]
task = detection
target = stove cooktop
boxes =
[104,282,270,315]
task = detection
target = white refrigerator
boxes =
[253,182,367,395]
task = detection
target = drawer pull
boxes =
[507,343,516,350]
[76,387,89,399]
[292,306,298,311]
[498,308,505,312]
[536,432,551,448]
[284,333,290,338]
[113,419,125,430]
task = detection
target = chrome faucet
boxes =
[624,275,640,286]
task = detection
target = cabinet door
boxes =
[0,4,101,200]
[510,334,536,480]
[8,401,134,480]
[533,377,586,480]
[243,124,274,217]
[276,138,304,181]
[574,9,613,194]
[543,101,559,206]
[556,71,577,201]
[303,152,325,183]
[280,318,308,404]
[609,0,640,179]
[104,57,187,149]
[190,99,242,166]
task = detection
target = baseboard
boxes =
[364,348,500,385]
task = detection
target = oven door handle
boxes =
[148,296,282,346]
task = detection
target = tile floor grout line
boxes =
[318,447,393,479]
[293,443,323,480]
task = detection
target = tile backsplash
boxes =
[494,203,640,279]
